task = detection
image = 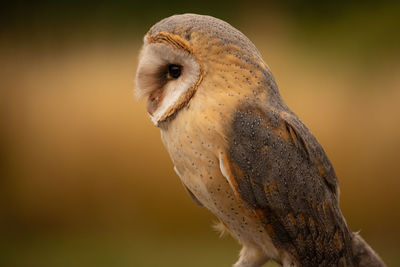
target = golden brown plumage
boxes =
[135,14,385,267]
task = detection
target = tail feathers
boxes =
[352,232,386,267]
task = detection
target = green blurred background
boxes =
[1,1,400,266]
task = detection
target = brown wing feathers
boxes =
[226,105,354,266]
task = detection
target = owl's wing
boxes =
[219,106,353,265]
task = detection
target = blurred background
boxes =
[1,0,399,266]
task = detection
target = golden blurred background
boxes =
[1,1,399,266]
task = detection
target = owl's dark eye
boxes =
[168,64,182,79]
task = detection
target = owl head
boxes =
[135,14,276,126]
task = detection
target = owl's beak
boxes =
[146,89,163,116]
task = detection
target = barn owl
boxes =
[135,14,385,267]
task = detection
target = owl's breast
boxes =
[159,105,277,255]
[160,109,228,211]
